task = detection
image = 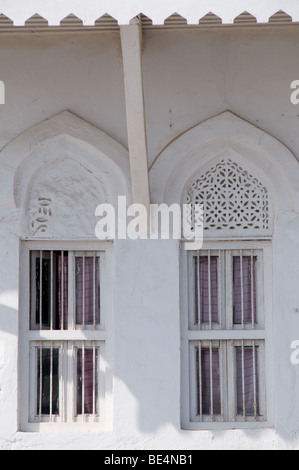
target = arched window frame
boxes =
[14,112,131,432]
[150,112,294,431]
[180,154,274,430]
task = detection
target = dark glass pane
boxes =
[31,251,68,330]
[76,257,100,326]
[233,256,257,325]
[236,346,259,416]
[35,258,51,328]
[77,348,98,415]
[37,348,60,416]
[194,256,218,325]
[196,347,221,416]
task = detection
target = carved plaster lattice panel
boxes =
[185,158,270,235]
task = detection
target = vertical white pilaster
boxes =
[120,18,150,210]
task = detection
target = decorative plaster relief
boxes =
[25,158,107,239]
[29,197,53,236]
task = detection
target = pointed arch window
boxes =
[181,157,274,429]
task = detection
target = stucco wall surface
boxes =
[1,0,299,25]
[0,27,298,450]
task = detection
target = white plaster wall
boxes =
[1,0,299,25]
[143,28,299,167]
[0,32,128,152]
[0,27,299,450]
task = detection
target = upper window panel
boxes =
[30,250,101,331]
[184,157,271,238]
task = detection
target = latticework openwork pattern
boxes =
[185,158,270,234]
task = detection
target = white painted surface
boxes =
[1,0,299,25]
[0,24,298,449]
[121,22,150,209]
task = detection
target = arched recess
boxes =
[8,111,131,239]
[150,112,299,235]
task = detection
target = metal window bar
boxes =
[252,341,257,420]
[240,250,244,328]
[196,252,200,326]
[38,344,43,422]
[208,251,212,329]
[241,340,246,420]
[39,250,43,330]
[72,342,76,422]
[60,341,65,422]
[82,253,86,328]
[209,340,214,420]
[50,251,54,331]
[195,343,203,421]
[93,252,97,329]
[218,250,222,329]
[49,341,53,421]
[93,343,96,420]
[82,342,85,420]
[61,251,64,331]
[251,251,255,328]
[228,250,233,329]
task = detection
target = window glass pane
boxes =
[233,256,257,325]
[77,348,98,416]
[194,256,218,324]
[196,347,221,416]
[31,251,68,330]
[76,256,100,326]
[236,346,259,416]
[58,252,68,330]
[37,347,60,416]
[35,256,51,328]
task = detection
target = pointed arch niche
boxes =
[8,111,131,239]
[150,111,299,238]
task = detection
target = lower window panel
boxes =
[191,339,266,423]
[30,341,102,423]
[37,347,60,417]
[235,345,259,417]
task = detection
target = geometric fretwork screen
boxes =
[185,158,270,235]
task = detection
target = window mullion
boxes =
[50,251,54,331]
[226,250,233,330]
[226,340,236,423]
[219,340,226,422]
[68,251,75,331]
[39,250,43,331]
[66,252,75,423]
[218,250,222,329]
[60,341,65,422]
[93,252,97,330]
[66,340,75,424]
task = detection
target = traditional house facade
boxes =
[0,0,299,450]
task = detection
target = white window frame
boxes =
[19,240,114,433]
[181,239,274,430]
